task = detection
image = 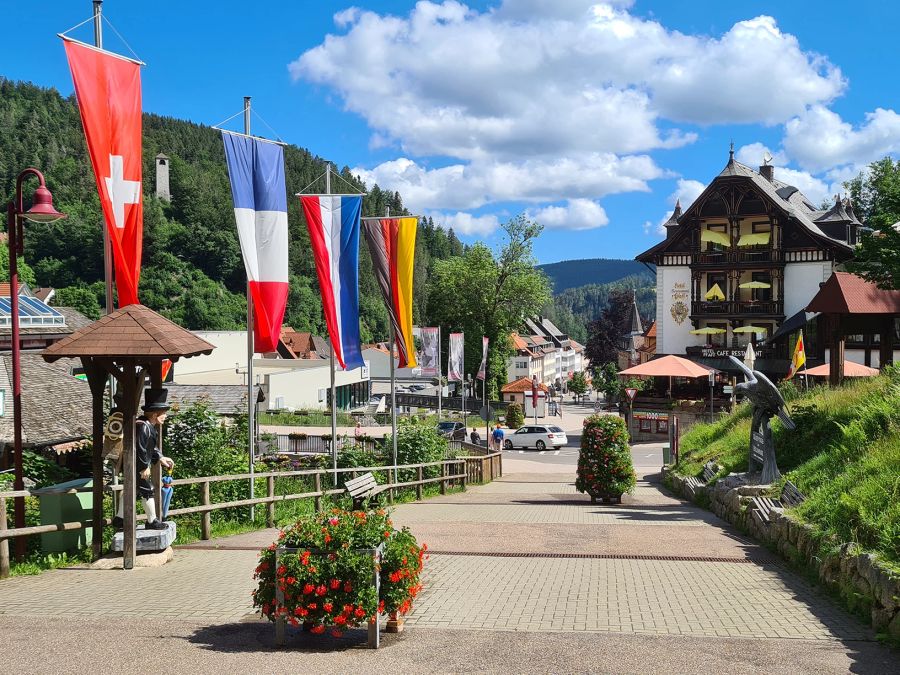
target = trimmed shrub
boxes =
[576,414,636,499]
[505,402,524,429]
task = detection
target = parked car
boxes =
[504,425,568,450]
[437,421,466,441]
[410,384,428,391]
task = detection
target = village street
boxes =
[0,453,895,674]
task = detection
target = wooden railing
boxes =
[0,457,471,578]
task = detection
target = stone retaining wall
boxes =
[664,468,900,641]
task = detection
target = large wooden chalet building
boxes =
[636,149,873,375]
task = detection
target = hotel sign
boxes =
[696,348,770,358]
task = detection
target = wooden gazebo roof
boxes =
[41,304,214,363]
[806,272,900,315]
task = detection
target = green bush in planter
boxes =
[576,414,636,500]
[505,402,524,429]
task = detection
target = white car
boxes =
[504,425,568,450]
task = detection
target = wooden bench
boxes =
[750,444,764,466]
[750,481,806,527]
[781,480,806,507]
[683,461,719,500]
[344,472,387,509]
[701,461,718,483]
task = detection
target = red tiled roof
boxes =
[644,320,657,338]
[501,376,550,393]
[0,282,25,296]
[806,272,900,314]
[42,304,215,362]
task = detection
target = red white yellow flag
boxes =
[786,330,807,379]
[63,39,143,307]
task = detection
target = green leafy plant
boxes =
[252,506,426,635]
[575,414,636,498]
[505,402,524,429]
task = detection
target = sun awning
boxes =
[704,283,725,301]
[701,230,731,247]
[739,280,771,289]
[618,354,714,379]
[737,232,771,246]
[732,325,768,334]
[690,327,726,335]
[801,361,879,377]
[767,310,819,343]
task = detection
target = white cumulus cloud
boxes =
[527,199,609,231]
[651,178,705,236]
[427,210,500,236]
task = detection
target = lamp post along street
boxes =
[7,169,66,559]
[709,370,715,424]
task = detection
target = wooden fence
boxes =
[0,451,501,578]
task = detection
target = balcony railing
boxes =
[691,300,783,316]
[692,248,782,266]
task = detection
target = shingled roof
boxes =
[167,384,263,416]
[42,304,215,362]
[0,353,92,447]
[806,272,900,315]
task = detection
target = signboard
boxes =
[751,431,765,464]
[625,387,638,402]
[723,385,733,394]
[479,405,494,422]
[634,410,669,421]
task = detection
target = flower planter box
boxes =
[274,543,385,649]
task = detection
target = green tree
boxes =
[585,289,632,374]
[54,283,103,320]
[845,157,900,288]
[0,241,36,286]
[568,371,588,401]
[505,402,524,429]
[427,216,551,397]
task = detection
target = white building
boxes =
[173,331,370,411]
[636,151,868,376]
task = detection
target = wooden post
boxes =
[314,473,322,512]
[830,316,845,387]
[880,316,894,368]
[0,496,9,579]
[121,362,139,570]
[416,466,423,500]
[266,475,275,528]
[439,462,446,495]
[82,358,107,560]
[200,481,211,540]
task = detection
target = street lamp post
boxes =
[708,370,715,424]
[6,169,66,558]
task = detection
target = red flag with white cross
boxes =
[63,38,143,307]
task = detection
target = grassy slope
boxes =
[676,371,900,567]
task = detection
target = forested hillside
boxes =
[0,78,465,339]
[537,258,653,293]
[542,275,656,343]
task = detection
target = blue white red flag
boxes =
[222,132,289,353]
[300,195,364,370]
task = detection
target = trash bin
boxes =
[32,477,93,553]
[662,444,672,465]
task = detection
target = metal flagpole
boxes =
[387,207,398,485]
[462,349,467,430]
[327,165,338,487]
[437,327,442,420]
[244,96,256,521]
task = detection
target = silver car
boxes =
[504,425,568,450]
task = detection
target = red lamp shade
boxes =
[24,185,66,223]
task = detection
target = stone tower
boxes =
[155,153,171,202]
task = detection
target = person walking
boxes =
[491,424,505,451]
[470,427,481,444]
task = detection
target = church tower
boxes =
[155,153,171,202]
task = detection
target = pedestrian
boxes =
[355,421,362,439]
[491,424,505,451]
[112,388,175,531]
[470,427,481,444]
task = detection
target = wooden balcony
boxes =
[690,300,783,317]
[692,248,783,268]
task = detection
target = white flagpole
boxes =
[244,96,255,521]
[326,165,338,487]
[387,207,398,485]
[462,339,467,429]
[437,327,442,421]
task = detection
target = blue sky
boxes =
[2,1,898,264]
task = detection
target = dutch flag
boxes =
[300,195,364,371]
[223,132,289,353]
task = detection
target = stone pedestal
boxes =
[112,521,176,552]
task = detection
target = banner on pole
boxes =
[420,327,440,376]
[63,38,143,307]
[476,336,489,381]
[223,132,289,353]
[448,332,464,381]
[362,216,417,368]
[531,374,540,409]
[786,330,807,379]
[300,195,365,370]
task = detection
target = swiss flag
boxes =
[63,39,143,307]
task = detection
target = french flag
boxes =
[300,195,364,371]
[223,132,289,353]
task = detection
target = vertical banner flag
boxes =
[420,327,440,376]
[786,330,807,379]
[222,132,289,353]
[362,217,418,368]
[63,38,143,307]
[477,336,489,381]
[300,195,365,370]
[448,332,464,381]
[531,374,540,409]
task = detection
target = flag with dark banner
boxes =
[448,332,464,381]
[477,336,488,380]
[531,374,539,409]
[362,216,417,368]
[63,38,143,307]
[786,330,807,379]
[300,195,364,370]
[420,327,440,376]
[223,132,289,353]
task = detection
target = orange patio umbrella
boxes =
[618,354,714,379]
[801,361,879,378]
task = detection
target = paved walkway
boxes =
[0,463,897,673]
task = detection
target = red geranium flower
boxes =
[310,624,326,635]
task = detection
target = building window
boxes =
[706,222,728,252]
[656,419,668,433]
[639,418,652,432]
[751,272,772,302]
[709,322,727,347]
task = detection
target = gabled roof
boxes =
[501,376,550,393]
[814,195,862,225]
[0,282,28,296]
[806,272,900,314]
[167,384,264,416]
[643,320,657,338]
[42,304,215,362]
